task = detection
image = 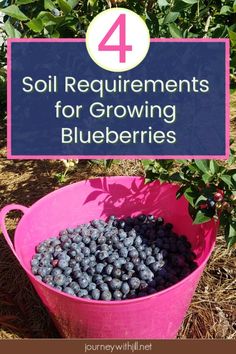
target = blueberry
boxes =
[114,258,126,268]
[31,258,39,267]
[98,251,109,261]
[124,262,134,272]
[112,268,122,278]
[87,267,95,276]
[69,259,77,268]
[129,277,141,290]
[31,266,39,275]
[54,285,62,291]
[43,275,53,284]
[101,290,112,301]
[93,274,103,284]
[54,274,66,286]
[72,270,82,279]
[161,249,168,258]
[90,231,99,241]
[121,273,130,281]
[63,287,75,296]
[131,257,141,266]
[134,236,142,247]
[121,282,130,295]
[77,289,89,297]
[139,282,148,292]
[156,217,164,225]
[124,238,134,248]
[95,263,105,274]
[36,244,47,253]
[88,282,96,291]
[139,270,153,281]
[35,275,42,281]
[89,242,97,253]
[139,251,146,260]
[105,264,113,275]
[63,267,72,276]
[103,275,112,282]
[97,236,106,244]
[114,242,123,250]
[37,267,48,277]
[111,235,119,244]
[62,241,71,250]
[118,220,126,229]
[150,261,162,272]
[58,259,69,270]
[165,223,173,231]
[70,281,80,293]
[138,214,146,222]
[128,249,138,258]
[78,276,89,289]
[119,247,128,258]
[109,278,122,290]
[147,215,155,221]
[67,250,76,258]
[98,283,109,292]
[146,256,155,266]
[91,288,100,300]
[113,290,123,300]
[82,247,90,257]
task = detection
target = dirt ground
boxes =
[0,94,235,339]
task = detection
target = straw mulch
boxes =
[0,95,235,339]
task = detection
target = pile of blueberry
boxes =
[31,215,197,301]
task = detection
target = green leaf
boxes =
[229,221,236,238]
[37,11,64,25]
[228,29,236,45]
[44,0,55,10]
[16,0,38,4]
[194,160,210,174]
[227,236,236,248]
[220,6,232,15]
[163,12,179,24]
[142,159,153,168]
[168,23,183,38]
[4,19,21,38]
[193,211,211,224]
[209,160,218,175]
[26,18,43,33]
[87,0,98,6]
[184,188,196,207]
[1,5,29,21]
[68,0,79,8]
[182,0,197,3]
[195,195,207,206]
[202,173,212,184]
[220,175,232,188]
[51,30,60,37]
[172,0,191,12]
[58,0,72,14]
[158,0,169,7]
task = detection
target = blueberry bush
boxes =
[143,144,236,248]
[0,0,236,88]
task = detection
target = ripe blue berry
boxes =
[101,290,112,301]
[129,277,141,290]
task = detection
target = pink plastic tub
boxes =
[0,176,217,339]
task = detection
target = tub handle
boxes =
[0,204,29,258]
